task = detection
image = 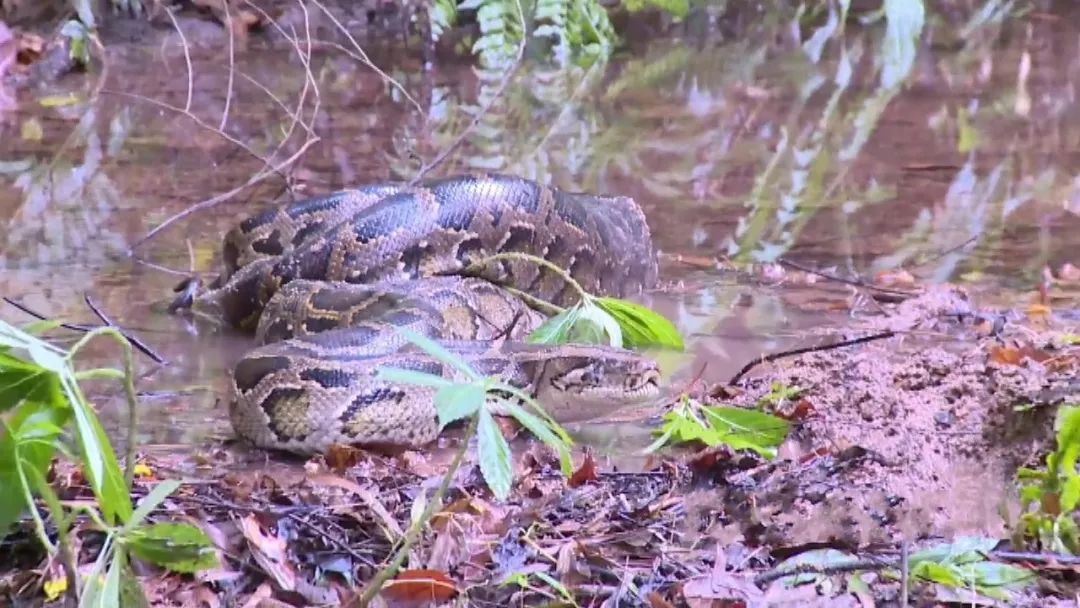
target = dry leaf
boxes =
[325,444,365,472]
[568,449,598,488]
[646,591,677,608]
[310,473,403,539]
[874,269,916,289]
[238,515,296,592]
[380,569,458,604]
[1059,263,1080,282]
[239,582,274,608]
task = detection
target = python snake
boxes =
[187,173,665,455]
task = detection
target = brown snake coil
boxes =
[189,173,666,455]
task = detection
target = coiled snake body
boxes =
[191,173,664,455]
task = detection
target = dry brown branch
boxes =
[410,0,527,184]
[728,330,897,386]
[307,0,422,115]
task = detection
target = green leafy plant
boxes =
[644,395,790,458]
[502,569,580,606]
[622,0,689,20]
[757,381,803,409]
[0,320,215,606]
[768,539,1032,602]
[465,252,682,351]
[377,327,577,500]
[59,19,92,66]
[533,0,617,65]
[1016,404,1080,554]
[905,537,1034,601]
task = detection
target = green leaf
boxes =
[578,301,622,347]
[64,374,132,525]
[476,408,512,501]
[434,384,486,430]
[124,480,181,532]
[376,367,455,389]
[126,522,218,573]
[526,307,581,345]
[0,353,65,413]
[964,561,1035,588]
[771,549,859,586]
[0,402,67,537]
[622,0,688,19]
[83,548,124,608]
[595,297,684,350]
[394,327,480,381]
[19,320,63,336]
[909,536,998,566]
[498,399,573,476]
[75,368,126,382]
[700,407,790,454]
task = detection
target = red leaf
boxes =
[381,569,458,603]
[568,450,598,488]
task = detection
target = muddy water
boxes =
[1,4,1079,461]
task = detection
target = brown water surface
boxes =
[1,3,1078,459]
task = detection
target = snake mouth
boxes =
[624,368,662,395]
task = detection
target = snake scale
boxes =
[189,173,666,455]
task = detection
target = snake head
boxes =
[522,345,667,423]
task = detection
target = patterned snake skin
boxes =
[188,173,664,455]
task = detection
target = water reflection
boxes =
[1,1,1078,450]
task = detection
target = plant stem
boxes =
[470,251,591,303]
[66,327,141,492]
[354,416,479,607]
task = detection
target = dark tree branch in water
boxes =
[409,0,528,185]
[1,296,167,365]
[83,294,167,365]
[728,330,895,386]
[778,258,917,299]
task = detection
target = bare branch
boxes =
[220,1,236,131]
[410,0,528,184]
[129,135,320,251]
[307,0,422,116]
[163,6,194,113]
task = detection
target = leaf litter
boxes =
[3,279,1080,606]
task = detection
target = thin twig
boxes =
[163,6,194,113]
[307,0,421,115]
[410,0,527,184]
[900,539,909,607]
[753,557,898,586]
[286,512,376,568]
[129,134,320,250]
[242,0,321,167]
[470,251,589,303]
[778,258,917,299]
[3,297,94,332]
[102,90,280,178]
[2,297,167,365]
[990,550,1080,566]
[352,416,479,607]
[83,294,168,365]
[219,1,236,132]
[728,330,896,386]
